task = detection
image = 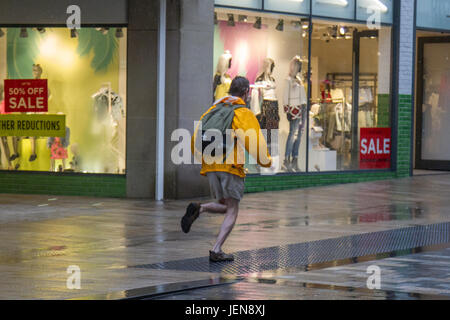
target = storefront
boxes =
[0,0,423,199]
[414,0,450,171]
[0,0,137,198]
[211,0,408,194]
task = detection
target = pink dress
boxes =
[50,137,68,160]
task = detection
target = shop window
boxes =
[0,27,127,174]
[214,10,310,174]
[356,0,393,24]
[309,20,392,172]
[312,0,356,20]
[264,0,310,15]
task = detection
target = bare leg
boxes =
[212,198,239,253]
[200,201,227,214]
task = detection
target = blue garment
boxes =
[285,108,306,158]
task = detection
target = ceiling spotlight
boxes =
[214,12,218,25]
[227,14,235,27]
[253,17,262,29]
[115,28,124,38]
[276,19,284,32]
[70,28,78,38]
[238,15,248,22]
[301,18,310,29]
[96,27,109,35]
[339,26,348,36]
[20,28,28,38]
[0,29,4,38]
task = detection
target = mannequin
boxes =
[213,51,232,102]
[47,123,70,172]
[283,56,307,172]
[254,58,279,157]
[0,84,13,170]
[28,64,43,162]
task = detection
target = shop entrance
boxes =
[415,36,450,171]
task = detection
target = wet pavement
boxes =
[0,174,449,299]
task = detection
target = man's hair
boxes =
[229,76,250,98]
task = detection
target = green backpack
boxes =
[199,102,246,163]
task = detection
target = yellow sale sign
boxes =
[0,114,65,137]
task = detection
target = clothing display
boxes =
[213,73,232,102]
[92,87,125,123]
[47,127,70,163]
[285,106,307,159]
[283,77,307,108]
[213,51,233,102]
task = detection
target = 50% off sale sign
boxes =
[4,79,48,113]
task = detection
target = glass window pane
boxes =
[309,21,392,172]
[416,0,450,31]
[421,42,450,160]
[215,0,262,10]
[0,27,127,174]
[356,0,393,24]
[265,0,310,15]
[214,10,310,175]
[312,0,356,20]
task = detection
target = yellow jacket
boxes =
[191,96,272,178]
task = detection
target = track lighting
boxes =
[276,19,284,32]
[115,28,124,38]
[339,26,348,36]
[253,17,262,29]
[227,14,235,27]
[96,27,109,35]
[70,28,78,38]
[20,28,28,38]
[238,15,248,22]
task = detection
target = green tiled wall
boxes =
[0,172,126,197]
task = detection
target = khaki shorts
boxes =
[206,172,245,202]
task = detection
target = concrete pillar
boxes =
[165,0,215,199]
[126,0,159,198]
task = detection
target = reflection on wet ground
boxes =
[0,174,449,299]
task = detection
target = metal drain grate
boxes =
[131,222,450,275]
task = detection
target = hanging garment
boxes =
[335,103,352,132]
[92,88,125,122]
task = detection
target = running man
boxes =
[181,76,272,262]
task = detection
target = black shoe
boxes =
[181,203,201,233]
[29,154,37,162]
[9,154,19,161]
[209,250,234,262]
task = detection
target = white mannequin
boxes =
[213,51,233,102]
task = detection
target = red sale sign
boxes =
[360,128,391,169]
[4,79,48,113]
